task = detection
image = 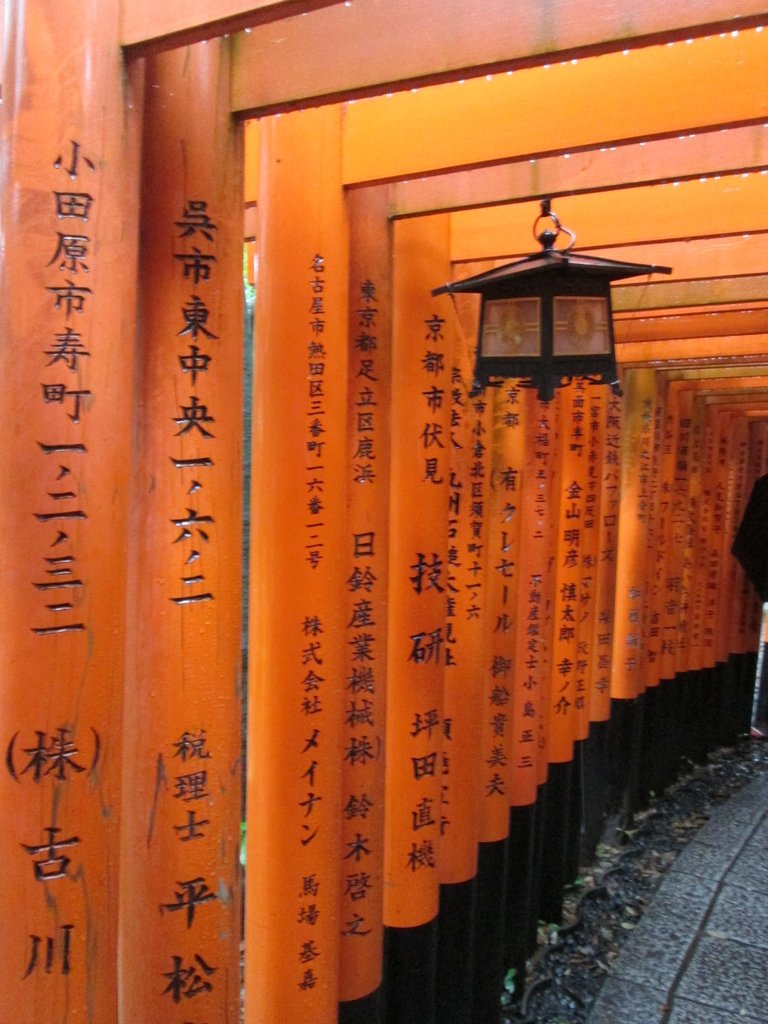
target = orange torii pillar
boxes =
[383,215,451,1024]
[0,2,140,1020]
[513,391,559,926]
[684,385,712,753]
[540,382,588,921]
[590,390,622,721]
[120,43,243,1022]
[609,368,658,817]
[246,106,349,1024]
[423,290,483,1024]
[471,382,525,1021]
[438,299,488,1024]
[635,374,669,796]
[655,382,693,783]
[587,390,622,808]
[338,189,391,1024]
[701,405,738,746]
[484,386,540,979]
[578,386,612,852]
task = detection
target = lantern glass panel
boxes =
[553,296,610,355]
[480,297,540,358]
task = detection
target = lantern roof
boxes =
[432,249,672,298]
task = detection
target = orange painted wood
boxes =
[547,383,590,761]
[385,127,768,219]
[578,387,607,729]
[244,119,261,205]
[448,170,768,263]
[479,383,525,828]
[675,391,703,676]
[340,30,768,185]
[121,0,340,53]
[697,402,731,670]
[610,369,658,700]
[614,298,768,345]
[588,390,622,722]
[658,385,693,680]
[120,41,243,1023]
[509,390,554,802]
[0,2,141,1020]
[643,377,668,688]
[338,188,391,1001]
[246,106,349,1023]
[441,298,490,863]
[383,214,451,928]
[232,0,767,114]
[716,413,750,662]
[685,397,712,673]
[617,336,768,365]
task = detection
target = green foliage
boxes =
[499,966,517,1007]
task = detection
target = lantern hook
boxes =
[533,198,576,254]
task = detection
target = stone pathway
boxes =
[588,774,768,1023]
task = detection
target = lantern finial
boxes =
[533,198,575,254]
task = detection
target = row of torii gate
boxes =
[2,3,768,1023]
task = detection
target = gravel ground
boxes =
[501,739,768,1024]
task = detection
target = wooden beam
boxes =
[121,0,342,56]
[615,309,768,343]
[331,30,768,186]
[458,235,768,286]
[230,0,767,114]
[448,172,768,262]
[382,125,768,217]
[614,275,768,312]
[616,335,768,364]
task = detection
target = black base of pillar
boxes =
[504,802,537,979]
[605,698,634,815]
[527,782,547,953]
[382,918,438,1024]
[537,760,572,924]
[580,719,610,862]
[436,877,476,1024]
[471,838,509,1024]
[339,986,384,1024]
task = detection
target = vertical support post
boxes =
[611,368,658,703]
[0,2,141,1020]
[383,215,451,1024]
[338,188,392,1022]
[120,41,243,1022]
[549,382,589,766]
[436,294,489,1024]
[246,106,349,1024]
[610,368,657,816]
[590,389,622,724]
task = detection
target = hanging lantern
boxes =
[432,199,671,401]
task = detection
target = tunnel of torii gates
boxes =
[3,2,768,1023]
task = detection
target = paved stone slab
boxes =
[725,843,768,894]
[667,995,764,1024]
[610,903,695,989]
[706,883,768,949]
[668,838,733,881]
[676,934,768,1019]
[741,813,768,849]
[717,777,768,818]
[588,975,668,1024]
[687,815,757,853]
[653,870,718,903]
